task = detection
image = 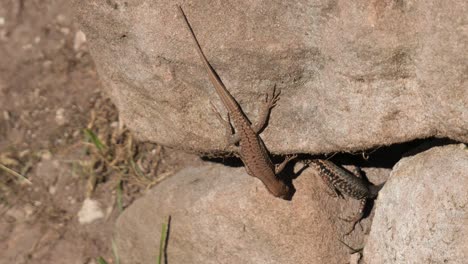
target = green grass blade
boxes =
[129,159,145,178]
[83,128,106,151]
[96,257,108,264]
[112,239,120,264]
[157,216,170,264]
[116,180,123,213]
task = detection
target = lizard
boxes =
[308,159,383,235]
[178,6,296,199]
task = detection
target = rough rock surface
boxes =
[114,163,387,264]
[73,0,467,154]
[363,144,468,263]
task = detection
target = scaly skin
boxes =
[178,6,293,199]
[310,159,372,199]
[310,159,382,235]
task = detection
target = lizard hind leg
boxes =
[252,86,281,134]
[274,154,298,174]
[340,198,367,236]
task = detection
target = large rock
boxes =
[114,163,387,264]
[363,144,468,263]
[73,0,467,154]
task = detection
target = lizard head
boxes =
[274,183,294,200]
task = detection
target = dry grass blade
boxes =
[0,163,32,185]
[0,152,20,167]
[146,171,173,190]
[86,169,97,198]
[80,97,173,203]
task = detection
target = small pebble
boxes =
[3,110,9,120]
[72,130,80,138]
[5,208,25,221]
[43,60,52,68]
[56,14,66,24]
[49,186,57,195]
[23,204,35,217]
[41,150,52,160]
[73,30,87,51]
[55,108,66,125]
[60,27,70,35]
[18,150,30,158]
[33,88,40,98]
[22,43,33,50]
[78,198,104,224]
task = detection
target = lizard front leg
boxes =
[210,102,240,148]
[340,198,367,236]
[252,86,280,134]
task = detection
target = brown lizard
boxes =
[309,159,382,235]
[178,6,296,199]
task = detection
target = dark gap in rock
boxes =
[201,155,243,168]
[330,137,457,169]
[201,137,457,170]
[200,137,458,201]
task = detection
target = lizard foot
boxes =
[339,213,364,236]
[252,85,281,134]
[274,154,298,174]
[340,197,367,236]
[337,238,364,254]
[265,85,281,109]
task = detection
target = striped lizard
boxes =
[178,6,296,199]
[309,159,383,235]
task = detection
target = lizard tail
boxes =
[368,182,385,199]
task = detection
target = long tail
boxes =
[177,6,241,113]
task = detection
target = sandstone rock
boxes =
[73,0,467,154]
[114,163,388,264]
[363,144,468,263]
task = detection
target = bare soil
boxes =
[0,1,200,263]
